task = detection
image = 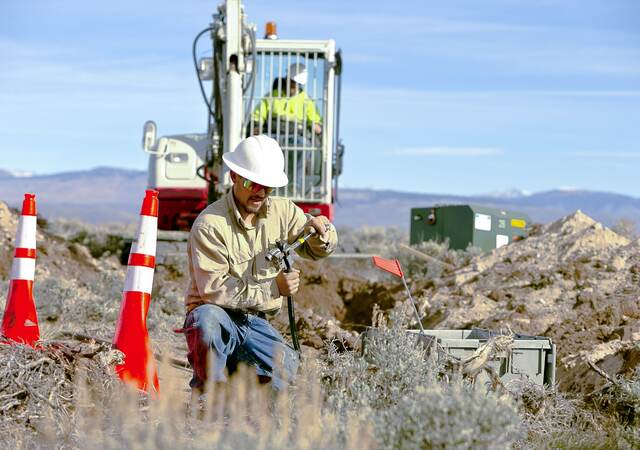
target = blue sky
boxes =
[1,0,639,196]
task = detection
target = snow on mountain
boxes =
[482,188,533,199]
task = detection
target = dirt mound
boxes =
[0,201,110,284]
[0,201,18,278]
[0,201,17,232]
[291,258,401,326]
[265,258,401,349]
[414,210,640,393]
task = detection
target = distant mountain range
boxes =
[0,167,147,224]
[335,187,640,231]
[1,167,638,231]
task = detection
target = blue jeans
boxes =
[183,304,299,391]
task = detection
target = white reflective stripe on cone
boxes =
[10,258,36,281]
[123,266,155,294]
[131,216,158,256]
[15,216,37,249]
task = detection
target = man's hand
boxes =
[276,269,300,296]
[304,215,333,240]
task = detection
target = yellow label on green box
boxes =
[511,218,526,229]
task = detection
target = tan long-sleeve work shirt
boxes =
[184,191,338,314]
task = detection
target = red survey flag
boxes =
[371,256,404,278]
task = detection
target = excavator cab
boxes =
[243,39,343,217]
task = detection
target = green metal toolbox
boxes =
[410,204,530,252]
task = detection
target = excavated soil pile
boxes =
[268,258,402,349]
[414,210,640,394]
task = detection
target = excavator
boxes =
[140,0,344,231]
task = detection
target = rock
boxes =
[621,299,640,318]
[546,210,596,234]
[441,294,495,328]
[453,270,479,285]
[68,242,99,270]
[486,289,505,302]
[563,340,636,367]
[609,255,626,271]
[0,201,17,234]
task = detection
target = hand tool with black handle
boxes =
[265,230,316,352]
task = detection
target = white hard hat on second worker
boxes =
[222,135,289,188]
[288,63,308,86]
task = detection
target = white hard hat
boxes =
[222,135,288,188]
[288,62,308,86]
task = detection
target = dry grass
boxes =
[3,355,373,450]
[1,315,638,449]
[0,340,120,447]
[322,309,524,449]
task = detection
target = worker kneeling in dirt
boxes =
[182,135,338,391]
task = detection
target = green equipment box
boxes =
[410,204,530,253]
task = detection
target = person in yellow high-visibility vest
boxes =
[251,63,322,138]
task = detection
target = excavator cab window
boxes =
[244,49,328,201]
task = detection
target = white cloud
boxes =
[538,91,640,98]
[566,151,640,158]
[0,37,198,116]
[1,40,187,93]
[272,10,640,77]
[347,53,390,64]
[347,86,640,100]
[273,12,543,34]
[390,147,504,157]
[474,45,640,78]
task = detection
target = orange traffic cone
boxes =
[2,193,40,345]
[112,190,160,393]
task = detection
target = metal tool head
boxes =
[265,246,284,263]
